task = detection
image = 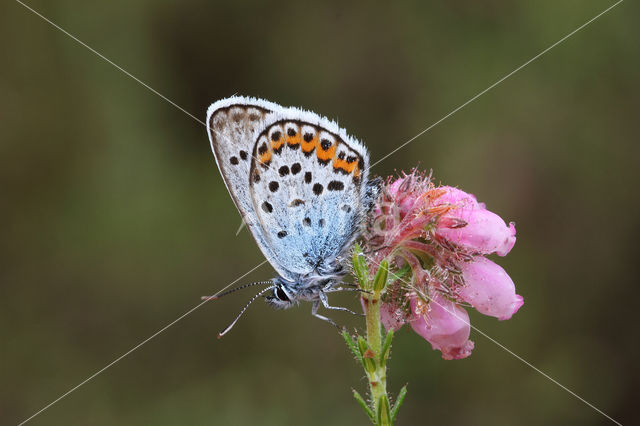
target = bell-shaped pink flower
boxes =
[457,257,524,320]
[435,187,516,256]
[409,293,475,360]
[435,186,479,208]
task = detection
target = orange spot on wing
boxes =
[286,133,301,147]
[333,158,357,174]
[317,143,336,161]
[259,150,272,164]
[301,134,317,153]
[271,139,285,151]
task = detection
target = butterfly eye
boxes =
[275,287,290,302]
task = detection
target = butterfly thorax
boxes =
[265,269,344,309]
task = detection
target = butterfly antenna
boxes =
[201,281,273,301]
[218,286,274,338]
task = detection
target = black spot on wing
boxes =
[327,180,344,191]
[262,201,273,213]
[278,166,290,176]
[313,183,323,195]
[269,181,279,192]
[291,163,301,175]
[320,139,332,150]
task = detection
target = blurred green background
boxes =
[2,1,638,425]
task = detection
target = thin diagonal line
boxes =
[17,260,268,426]
[14,0,206,127]
[14,0,269,198]
[14,0,624,424]
[371,0,624,168]
[383,263,622,425]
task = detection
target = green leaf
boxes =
[342,330,362,362]
[357,336,369,354]
[388,265,411,283]
[391,384,408,423]
[373,259,389,293]
[377,395,391,426]
[352,244,369,289]
[352,389,375,423]
[380,330,394,365]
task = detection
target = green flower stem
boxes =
[363,288,390,425]
[348,246,404,425]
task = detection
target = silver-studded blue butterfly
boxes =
[206,97,380,335]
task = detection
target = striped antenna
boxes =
[218,286,275,338]
[201,280,273,301]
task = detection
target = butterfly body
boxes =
[207,97,378,322]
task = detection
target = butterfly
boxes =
[206,97,380,335]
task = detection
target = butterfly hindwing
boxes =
[250,117,369,278]
[207,97,370,282]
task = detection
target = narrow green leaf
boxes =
[380,330,394,365]
[377,395,391,426]
[342,330,362,362]
[351,244,370,289]
[357,336,369,355]
[352,389,375,422]
[388,265,411,283]
[391,384,408,423]
[373,259,389,293]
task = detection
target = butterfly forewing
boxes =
[207,98,286,277]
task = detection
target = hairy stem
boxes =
[363,292,390,425]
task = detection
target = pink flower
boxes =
[361,171,522,360]
[434,185,479,208]
[409,293,474,360]
[435,187,516,256]
[457,257,524,320]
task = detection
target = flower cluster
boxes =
[362,171,523,360]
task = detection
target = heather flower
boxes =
[434,186,516,256]
[409,293,474,360]
[457,257,524,320]
[361,170,523,360]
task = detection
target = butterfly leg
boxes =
[329,286,373,296]
[319,292,364,316]
[311,300,339,328]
